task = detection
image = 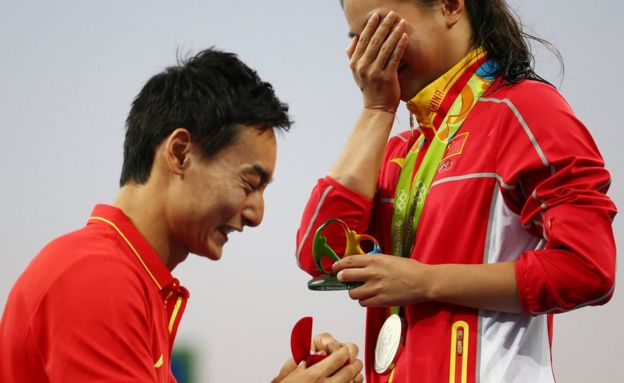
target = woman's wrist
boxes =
[364,105,397,114]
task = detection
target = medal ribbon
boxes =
[389,49,495,315]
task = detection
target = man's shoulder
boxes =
[42,220,123,254]
[17,225,145,303]
[38,222,135,269]
[4,224,152,337]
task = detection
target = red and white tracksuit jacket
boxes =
[296,79,617,382]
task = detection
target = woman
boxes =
[295,0,617,382]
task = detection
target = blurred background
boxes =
[1,0,622,381]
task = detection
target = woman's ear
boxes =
[441,0,465,27]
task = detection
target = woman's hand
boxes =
[327,11,408,198]
[333,253,431,308]
[333,254,522,313]
[347,11,408,112]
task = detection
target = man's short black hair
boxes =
[120,47,292,186]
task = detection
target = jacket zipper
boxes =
[449,321,469,383]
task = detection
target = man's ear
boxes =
[441,0,465,27]
[165,128,192,176]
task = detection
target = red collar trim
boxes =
[87,204,176,292]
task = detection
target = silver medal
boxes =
[374,313,402,374]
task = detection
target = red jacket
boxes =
[0,205,188,382]
[296,80,616,382]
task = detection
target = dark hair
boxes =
[459,0,562,85]
[120,47,292,186]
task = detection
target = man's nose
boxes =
[243,192,265,228]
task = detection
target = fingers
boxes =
[350,12,405,72]
[312,332,340,354]
[353,371,365,383]
[312,334,359,363]
[342,342,359,361]
[348,285,378,307]
[368,18,406,73]
[387,32,409,73]
[271,358,301,383]
[346,11,406,109]
[328,358,364,383]
[333,253,395,274]
[279,358,298,374]
[360,12,398,67]
[333,253,373,272]
[350,13,380,64]
[346,35,358,59]
[332,255,384,306]
[334,255,374,286]
[285,337,362,382]
[312,346,361,379]
[336,268,369,286]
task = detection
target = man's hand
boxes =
[272,333,363,383]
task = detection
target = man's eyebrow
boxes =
[245,164,272,185]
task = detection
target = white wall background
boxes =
[1,1,622,382]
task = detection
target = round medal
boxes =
[374,314,402,374]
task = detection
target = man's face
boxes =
[167,126,277,261]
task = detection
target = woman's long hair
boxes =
[422,0,563,85]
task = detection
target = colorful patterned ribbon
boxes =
[391,48,495,261]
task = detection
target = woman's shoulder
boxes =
[487,79,568,107]
[481,79,575,124]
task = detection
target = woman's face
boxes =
[343,0,472,100]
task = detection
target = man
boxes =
[0,48,363,382]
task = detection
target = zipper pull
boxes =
[457,329,464,355]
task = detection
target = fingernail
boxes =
[337,270,344,281]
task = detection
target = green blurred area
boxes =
[171,345,196,383]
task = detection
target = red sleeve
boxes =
[495,82,617,315]
[295,176,373,277]
[33,256,160,382]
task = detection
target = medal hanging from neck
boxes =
[375,49,495,376]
